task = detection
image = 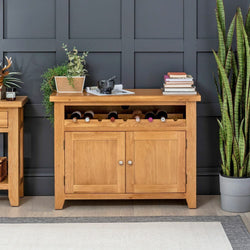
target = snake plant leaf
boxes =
[217,119,225,140]
[226,16,236,50]
[216,0,226,39]
[242,153,249,176]
[232,154,238,177]
[232,53,239,80]
[239,119,246,166]
[213,74,223,109]
[246,152,250,177]
[225,109,233,173]
[242,26,250,138]
[225,50,232,76]
[218,121,226,174]
[246,8,250,44]
[233,137,240,168]
[236,9,246,83]
[216,10,226,64]
[213,50,234,121]
[234,74,243,140]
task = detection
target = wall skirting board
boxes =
[0,0,248,195]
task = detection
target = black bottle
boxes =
[156,110,168,122]
[145,111,155,122]
[108,111,118,122]
[83,111,94,122]
[70,111,82,120]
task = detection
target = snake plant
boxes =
[213,0,250,177]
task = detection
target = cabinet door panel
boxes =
[65,132,125,194]
[126,131,186,193]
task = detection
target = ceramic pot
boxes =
[55,76,85,93]
[219,173,250,212]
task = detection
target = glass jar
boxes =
[6,88,16,101]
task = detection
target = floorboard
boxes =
[0,195,249,232]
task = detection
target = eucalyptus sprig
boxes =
[62,44,88,87]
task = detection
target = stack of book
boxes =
[163,72,197,95]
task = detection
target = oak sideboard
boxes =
[50,89,201,209]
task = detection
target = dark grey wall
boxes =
[0,0,249,195]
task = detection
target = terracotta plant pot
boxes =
[55,76,86,93]
[0,85,6,100]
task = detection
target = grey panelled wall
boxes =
[0,0,249,195]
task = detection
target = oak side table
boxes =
[0,96,28,206]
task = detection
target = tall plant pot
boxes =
[55,76,85,93]
[219,173,250,212]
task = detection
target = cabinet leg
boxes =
[186,196,197,209]
[19,182,24,198]
[8,109,20,207]
[55,197,65,210]
[19,120,24,198]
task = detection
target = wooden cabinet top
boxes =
[0,96,28,108]
[50,89,201,104]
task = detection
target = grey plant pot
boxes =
[219,173,250,213]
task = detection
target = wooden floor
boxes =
[0,195,249,232]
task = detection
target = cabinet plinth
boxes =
[50,89,201,209]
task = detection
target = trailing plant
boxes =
[213,0,250,177]
[62,43,88,87]
[41,44,88,123]
[41,64,68,123]
[0,56,23,89]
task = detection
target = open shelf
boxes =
[0,176,8,190]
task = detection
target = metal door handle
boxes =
[127,160,133,165]
[118,160,124,166]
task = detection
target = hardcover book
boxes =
[164,75,193,82]
[167,72,187,78]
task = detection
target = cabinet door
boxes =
[126,131,186,193]
[65,132,125,194]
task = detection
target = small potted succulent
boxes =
[0,56,23,99]
[55,44,88,93]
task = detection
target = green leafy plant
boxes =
[213,0,250,177]
[41,64,68,123]
[62,43,88,87]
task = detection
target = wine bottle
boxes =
[145,111,155,122]
[70,111,82,120]
[108,111,118,122]
[156,110,168,122]
[83,110,94,122]
[132,110,144,122]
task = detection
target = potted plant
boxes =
[55,44,88,93]
[213,0,250,212]
[0,56,23,99]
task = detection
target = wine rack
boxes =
[50,89,201,209]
